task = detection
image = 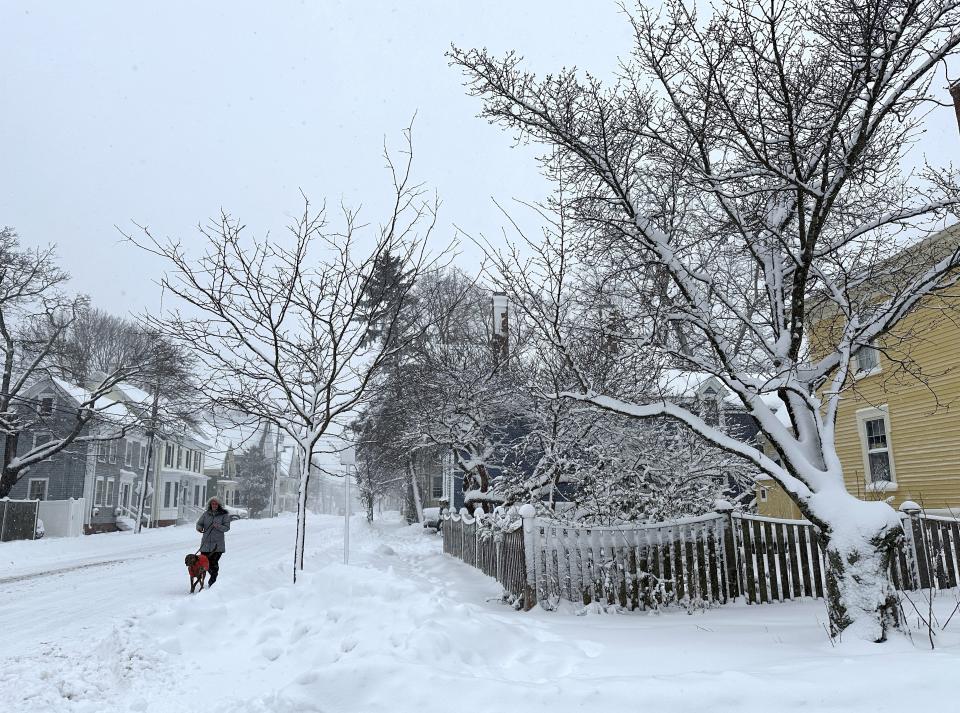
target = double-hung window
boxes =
[32,432,52,460]
[28,478,48,501]
[858,407,895,486]
[855,343,880,374]
[164,481,172,508]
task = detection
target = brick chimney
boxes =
[491,292,509,363]
[951,79,960,135]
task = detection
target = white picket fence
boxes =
[443,503,960,611]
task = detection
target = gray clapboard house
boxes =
[4,376,211,534]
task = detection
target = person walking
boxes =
[196,496,231,586]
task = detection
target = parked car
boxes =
[228,507,250,520]
[422,507,442,532]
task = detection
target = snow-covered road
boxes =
[0,516,294,658]
[2,513,959,713]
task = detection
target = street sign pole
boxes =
[340,446,356,565]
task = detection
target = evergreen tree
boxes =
[236,442,274,517]
[358,251,415,347]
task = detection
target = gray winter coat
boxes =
[196,505,231,553]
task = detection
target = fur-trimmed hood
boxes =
[205,496,230,514]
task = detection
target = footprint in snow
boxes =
[261,644,283,661]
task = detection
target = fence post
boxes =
[519,504,538,611]
[474,505,485,570]
[495,507,508,586]
[714,500,741,602]
[459,507,469,563]
[899,500,927,590]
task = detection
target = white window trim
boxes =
[856,405,897,487]
[95,476,106,506]
[105,477,115,507]
[758,486,769,502]
[124,440,133,466]
[854,344,882,380]
[28,477,49,500]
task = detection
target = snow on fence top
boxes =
[441,506,960,611]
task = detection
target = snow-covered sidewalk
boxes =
[2,513,959,713]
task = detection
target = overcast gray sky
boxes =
[0,1,631,314]
[2,2,957,317]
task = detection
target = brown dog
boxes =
[185,553,210,593]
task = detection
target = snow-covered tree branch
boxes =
[451,0,960,640]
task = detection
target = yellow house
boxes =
[757,224,960,519]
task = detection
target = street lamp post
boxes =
[339,446,355,565]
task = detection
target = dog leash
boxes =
[196,512,227,557]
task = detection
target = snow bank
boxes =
[4,514,960,712]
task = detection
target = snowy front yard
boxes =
[2,514,959,713]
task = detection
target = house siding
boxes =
[5,383,91,503]
[758,279,960,518]
[829,293,960,511]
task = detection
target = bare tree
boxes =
[0,229,150,498]
[127,130,442,581]
[452,0,960,640]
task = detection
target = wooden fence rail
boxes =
[442,509,529,605]
[442,503,960,612]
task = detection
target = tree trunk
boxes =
[816,497,903,642]
[363,480,375,523]
[408,458,424,525]
[0,432,20,498]
[950,79,960,136]
[293,447,312,582]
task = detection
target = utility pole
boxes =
[135,375,161,534]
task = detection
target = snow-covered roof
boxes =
[657,370,791,424]
[114,382,153,406]
[51,377,133,421]
[658,370,731,401]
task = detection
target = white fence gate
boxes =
[37,498,86,538]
